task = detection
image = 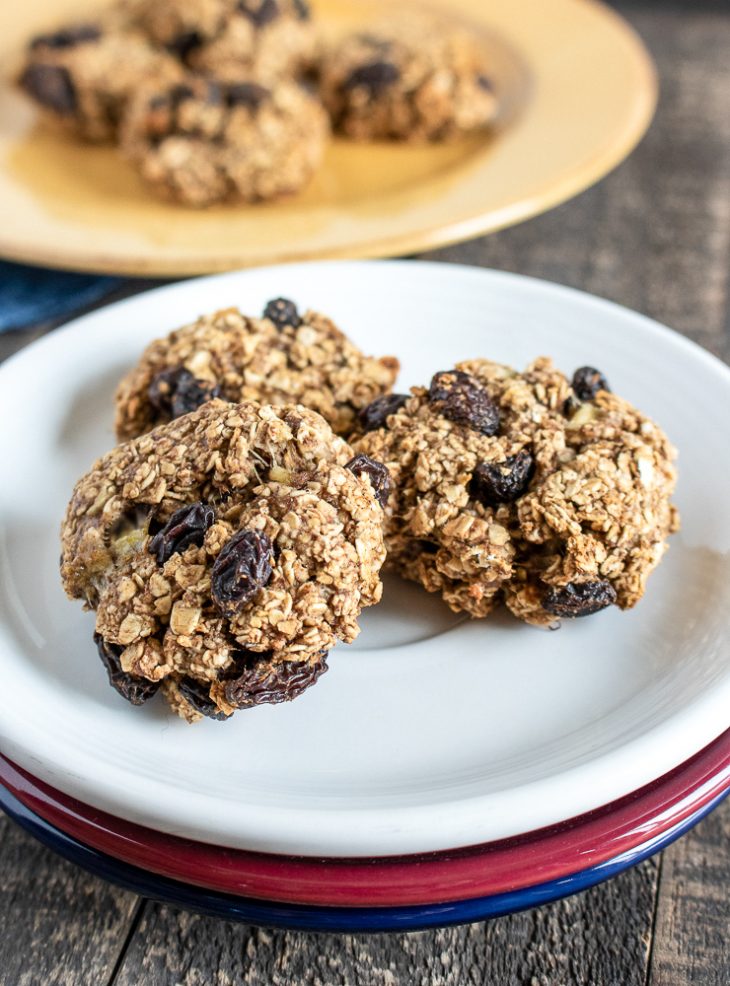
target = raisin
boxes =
[470,450,534,507]
[223,650,328,709]
[263,297,301,328]
[20,64,77,115]
[178,677,230,720]
[146,84,197,140]
[94,634,160,706]
[543,580,617,619]
[572,366,611,401]
[345,453,392,508]
[148,367,221,420]
[428,370,500,436]
[342,61,400,93]
[357,393,409,432]
[476,74,494,91]
[238,0,279,27]
[168,83,197,108]
[166,30,203,63]
[225,82,269,109]
[30,23,101,49]
[149,502,215,565]
[211,529,273,616]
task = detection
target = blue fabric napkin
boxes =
[0,260,123,332]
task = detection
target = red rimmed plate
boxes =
[4,728,730,907]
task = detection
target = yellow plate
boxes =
[0,0,656,276]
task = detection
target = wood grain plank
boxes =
[0,814,140,986]
[649,799,730,986]
[112,860,657,986]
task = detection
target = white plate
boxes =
[1,261,729,857]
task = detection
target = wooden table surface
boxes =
[1,2,728,983]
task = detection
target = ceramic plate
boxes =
[3,727,729,906]
[1,261,729,857]
[2,782,728,932]
[0,0,655,275]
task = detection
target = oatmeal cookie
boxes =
[352,358,679,626]
[320,12,498,142]
[120,75,329,205]
[60,400,388,722]
[114,299,399,441]
[125,0,316,83]
[18,22,180,142]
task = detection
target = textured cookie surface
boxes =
[320,12,498,141]
[120,75,329,205]
[61,400,387,721]
[18,22,179,142]
[125,0,316,82]
[114,300,399,440]
[353,358,679,626]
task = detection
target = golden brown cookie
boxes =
[60,400,389,722]
[18,21,179,142]
[352,358,679,625]
[126,0,316,83]
[120,75,329,205]
[320,12,498,142]
[114,299,399,440]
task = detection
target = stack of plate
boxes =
[2,737,729,932]
[1,262,729,932]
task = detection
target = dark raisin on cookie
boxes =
[572,366,611,402]
[149,502,215,565]
[94,634,160,705]
[428,370,500,436]
[342,61,401,94]
[225,82,270,109]
[238,0,280,27]
[223,649,328,709]
[470,450,535,507]
[263,297,301,328]
[345,453,392,508]
[542,580,617,619]
[211,529,274,616]
[476,74,494,92]
[148,368,221,420]
[178,677,231,720]
[30,23,101,50]
[168,82,197,107]
[166,30,203,63]
[146,83,197,139]
[20,64,77,115]
[357,393,409,432]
